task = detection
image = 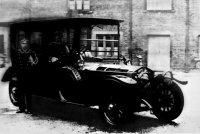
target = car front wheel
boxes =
[152,80,184,121]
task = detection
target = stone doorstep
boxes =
[31,95,104,125]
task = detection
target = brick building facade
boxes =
[0,0,200,71]
[90,0,189,71]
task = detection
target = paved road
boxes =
[0,68,200,134]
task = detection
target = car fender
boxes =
[1,67,16,82]
[101,75,137,103]
[155,72,188,85]
[62,66,82,82]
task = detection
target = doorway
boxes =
[148,35,170,70]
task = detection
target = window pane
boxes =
[95,34,119,58]
[76,0,83,10]
[69,0,75,10]
[62,30,68,43]
[97,35,103,47]
[147,0,172,10]
[69,28,74,49]
[114,35,119,47]
[106,35,111,47]
[18,31,26,41]
[84,0,90,10]
[0,35,4,54]
[30,32,42,45]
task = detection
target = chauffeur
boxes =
[15,39,38,114]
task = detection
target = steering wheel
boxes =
[70,50,85,69]
[135,67,154,79]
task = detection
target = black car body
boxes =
[2,17,187,125]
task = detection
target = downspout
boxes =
[129,0,133,64]
[26,0,32,19]
[128,0,133,65]
[185,0,189,73]
[118,24,120,61]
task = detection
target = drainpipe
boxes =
[185,0,189,73]
[129,0,133,64]
[25,0,32,19]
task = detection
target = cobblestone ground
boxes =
[0,68,200,134]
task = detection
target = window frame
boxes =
[69,0,76,10]
[68,0,91,11]
[145,0,174,12]
[92,31,123,58]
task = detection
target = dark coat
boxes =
[15,48,38,72]
[13,48,38,92]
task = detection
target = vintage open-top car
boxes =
[2,17,187,125]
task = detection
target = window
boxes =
[69,0,90,11]
[76,0,83,10]
[80,28,121,60]
[95,34,119,57]
[18,31,26,42]
[69,0,76,10]
[97,35,103,47]
[30,32,42,46]
[83,0,90,10]
[0,35,4,54]
[146,0,172,11]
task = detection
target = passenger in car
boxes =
[48,31,70,66]
[47,32,69,102]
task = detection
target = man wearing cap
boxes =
[15,38,38,114]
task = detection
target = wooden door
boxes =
[148,36,170,70]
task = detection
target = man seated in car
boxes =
[82,49,103,62]
[48,31,70,67]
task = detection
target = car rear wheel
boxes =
[100,97,126,126]
[9,79,20,107]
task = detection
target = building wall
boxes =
[132,0,187,69]
[30,0,67,18]
[0,0,200,70]
[188,0,200,69]
[90,0,129,55]
[90,0,188,69]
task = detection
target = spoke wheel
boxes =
[100,97,125,126]
[103,103,124,125]
[153,81,184,121]
[158,88,175,112]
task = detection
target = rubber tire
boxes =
[100,103,122,126]
[153,81,184,121]
[9,80,20,107]
[99,96,127,126]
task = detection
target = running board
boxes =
[31,95,104,125]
